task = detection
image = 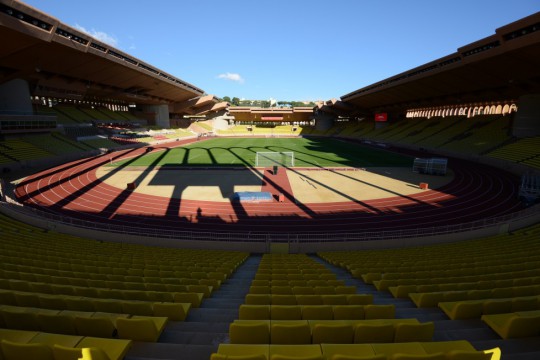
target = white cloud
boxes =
[74,24,119,47]
[217,72,244,83]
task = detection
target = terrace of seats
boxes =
[0,138,53,164]
[3,203,538,359]
[217,125,303,137]
[486,137,540,171]
[0,133,101,165]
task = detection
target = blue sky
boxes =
[23,1,539,102]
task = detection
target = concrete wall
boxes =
[0,79,32,113]
[1,199,538,253]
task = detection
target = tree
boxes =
[222,96,231,103]
[231,97,240,106]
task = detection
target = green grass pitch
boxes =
[111,137,412,168]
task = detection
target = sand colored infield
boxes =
[288,167,454,203]
[95,167,265,202]
[96,165,454,204]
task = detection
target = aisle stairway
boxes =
[309,255,540,360]
[124,256,261,360]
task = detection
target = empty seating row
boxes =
[245,294,373,306]
[0,266,219,293]
[375,269,540,291]
[249,285,356,295]
[481,310,540,339]
[229,319,432,344]
[387,275,540,297]
[0,328,131,360]
[254,273,339,281]
[213,342,500,360]
[0,252,235,281]
[409,285,540,308]
[252,279,344,287]
[0,289,191,320]
[0,305,167,342]
[0,278,206,307]
[239,304,394,320]
[439,296,540,320]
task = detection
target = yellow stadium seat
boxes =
[116,316,167,342]
[315,286,336,295]
[271,295,297,306]
[448,302,483,320]
[322,295,348,305]
[14,292,40,307]
[445,350,493,360]
[293,287,315,295]
[511,297,539,312]
[153,302,190,321]
[229,321,270,344]
[296,295,323,305]
[1,339,54,360]
[347,295,373,305]
[38,295,67,310]
[270,344,323,360]
[364,305,395,319]
[251,286,271,294]
[354,323,394,343]
[271,321,311,344]
[1,309,40,331]
[74,316,117,338]
[271,306,302,320]
[272,286,293,295]
[482,300,512,315]
[333,305,365,320]
[271,355,323,360]
[122,301,154,316]
[173,292,203,308]
[301,305,334,320]
[246,294,272,305]
[321,343,377,359]
[37,313,78,335]
[92,299,124,314]
[394,322,435,342]
[389,353,446,360]
[312,323,354,344]
[52,344,108,360]
[64,298,95,312]
[239,305,271,320]
[76,337,132,360]
[335,286,357,295]
[482,313,540,339]
[211,354,267,360]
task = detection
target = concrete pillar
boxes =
[513,94,540,137]
[143,104,170,128]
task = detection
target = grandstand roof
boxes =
[0,0,205,105]
[339,11,540,115]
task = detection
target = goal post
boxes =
[255,151,295,167]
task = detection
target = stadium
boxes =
[0,1,540,359]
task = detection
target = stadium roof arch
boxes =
[322,11,540,117]
[0,0,217,110]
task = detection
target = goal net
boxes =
[255,151,295,167]
[413,157,447,175]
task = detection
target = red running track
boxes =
[14,140,524,234]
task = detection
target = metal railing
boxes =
[1,196,539,244]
